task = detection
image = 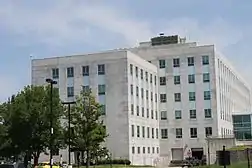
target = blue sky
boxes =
[0,0,252,102]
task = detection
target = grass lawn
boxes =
[77,165,153,168]
[199,161,249,168]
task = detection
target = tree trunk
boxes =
[86,150,90,168]
[24,152,28,168]
[81,151,84,165]
[33,153,40,166]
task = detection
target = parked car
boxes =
[35,162,60,168]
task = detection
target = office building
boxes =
[32,34,252,165]
[32,50,160,165]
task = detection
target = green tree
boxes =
[65,90,107,168]
[0,85,64,165]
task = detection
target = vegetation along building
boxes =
[31,34,252,165]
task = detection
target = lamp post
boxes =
[46,78,57,168]
[62,101,76,168]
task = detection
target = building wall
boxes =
[31,51,159,165]
[214,53,252,137]
[131,44,219,159]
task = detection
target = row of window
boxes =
[130,85,157,102]
[159,55,209,68]
[131,125,158,139]
[52,64,105,79]
[159,73,210,86]
[132,146,159,154]
[160,91,211,103]
[161,127,212,139]
[161,109,212,120]
[129,64,157,85]
[67,85,106,97]
[131,105,158,120]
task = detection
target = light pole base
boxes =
[67,165,72,168]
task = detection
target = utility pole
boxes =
[62,101,76,168]
[46,78,57,168]
[207,137,210,166]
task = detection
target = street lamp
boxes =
[62,101,76,168]
[46,78,57,168]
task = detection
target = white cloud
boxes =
[0,0,251,102]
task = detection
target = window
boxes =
[188,57,194,66]
[82,85,90,92]
[176,128,182,138]
[160,77,166,85]
[152,128,154,138]
[204,91,211,100]
[130,64,133,75]
[151,92,153,101]
[136,87,139,97]
[174,76,181,85]
[135,67,138,77]
[161,111,167,120]
[154,76,157,85]
[145,72,148,81]
[157,147,159,154]
[202,55,209,65]
[142,126,145,138]
[151,110,154,119]
[205,109,212,118]
[173,58,180,67]
[205,127,212,137]
[131,104,134,115]
[150,74,153,83]
[147,127,150,138]
[82,66,89,76]
[190,109,196,119]
[100,105,106,115]
[130,85,133,95]
[137,147,140,154]
[156,128,159,139]
[67,67,74,78]
[141,107,144,117]
[67,87,74,97]
[203,73,210,82]
[152,147,155,154]
[159,60,165,68]
[148,147,150,153]
[174,93,181,102]
[175,110,182,119]
[161,129,168,139]
[98,64,105,75]
[136,106,139,116]
[132,147,135,154]
[98,84,105,95]
[188,74,195,83]
[190,128,197,138]
[147,109,149,118]
[140,69,143,79]
[146,90,149,99]
[155,111,158,120]
[52,68,59,79]
[131,125,134,137]
[189,92,196,101]
[160,94,167,103]
[155,94,157,102]
[141,88,144,98]
[143,147,146,154]
[137,126,140,137]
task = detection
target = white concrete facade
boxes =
[129,39,251,161]
[31,51,160,165]
[31,36,251,165]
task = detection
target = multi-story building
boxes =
[130,35,251,162]
[31,34,251,165]
[32,50,160,165]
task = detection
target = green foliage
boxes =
[0,85,64,163]
[64,89,107,167]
